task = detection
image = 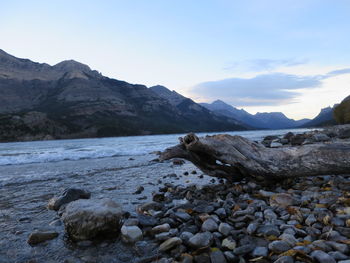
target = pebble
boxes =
[27,231,59,245]
[328,251,349,260]
[210,250,227,263]
[218,223,233,236]
[152,224,170,235]
[221,237,236,250]
[257,225,280,236]
[273,256,294,263]
[251,246,268,257]
[188,232,213,249]
[193,204,215,213]
[121,225,143,243]
[175,211,191,221]
[246,222,258,235]
[202,218,218,232]
[179,231,194,244]
[159,237,182,252]
[268,240,291,253]
[233,244,255,255]
[215,208,227,219]
[310,250,336,263]
[305,214,317,226]
[279,233,298,247]
[264,209,278,220]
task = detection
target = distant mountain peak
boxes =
[150,85,186,106]
[53,60,91,73]
[212,99,227,105]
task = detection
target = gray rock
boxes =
[27,231,59,245]
[312,133,330,142]
[121,225,143,243]
[215,208,227,219]
[138,214,158,227]
[194,253,210,263]
[257,225,280,236]
[273,256,294,263]
[310,250,336,263]
[247,222,258,235]
[251,246,268,257]
[48,188,91,211]
[233,244,255,255]
[264,209,278,220]
[328,251,349,260]
[159,237,182,252]
[279,233,298,247]
[259,190,275,197]
[221,237,236,250]
[310,240,332,252]
[152,223,170,235]
[305,214,317,226]
[223,251,238,263]
[188,232,213,249]
[175,211,191,221]
[218,223,233,236]
[62,198,122,241]
[292,245,311,254]
[339,127,350,139]
[181,254,194,263]
[210,250,227,263]
[268,240,291,253]
[270,142,283,148]
[338,261,350,263]
[133,186,144,194]
[193,204,215,213]
[202,218,218,232]
[155,232,172,241]
[327,241,349,254]
[180,231,194,244]
[123,218,139,226]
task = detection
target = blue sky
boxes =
[1,0,350,119]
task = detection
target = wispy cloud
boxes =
[224,58,308,72]
[193,68,350,107]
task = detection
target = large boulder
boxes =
[62,198,123,241]
[48,188,91,211]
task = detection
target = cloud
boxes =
[325,68,350,77]
[224,58,308,72]
[193,68,350,107]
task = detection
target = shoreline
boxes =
[1,127,350,263]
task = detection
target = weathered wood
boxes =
[159,133,350,183]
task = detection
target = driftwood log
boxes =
[159,133,350,183]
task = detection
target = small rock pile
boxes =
[128,174,350,263]
[261,126,350,148]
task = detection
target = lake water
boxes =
[0,128,311,186]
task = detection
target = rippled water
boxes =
[0,128,310,167]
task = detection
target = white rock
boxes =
[121,225,143,243]
[62,198,123,241]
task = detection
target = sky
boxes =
[1,0,350,120]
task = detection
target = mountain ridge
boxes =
[200,100,310,129]
[0,49,247,142]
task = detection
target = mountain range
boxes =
[200,100,310,129]
[0,49,338,142]
[0,49,247,142]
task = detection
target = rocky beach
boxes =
[1,127,350,263]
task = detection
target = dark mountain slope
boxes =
[301,107,336,127]
[334,95,350,124]
[0,50,247,142]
